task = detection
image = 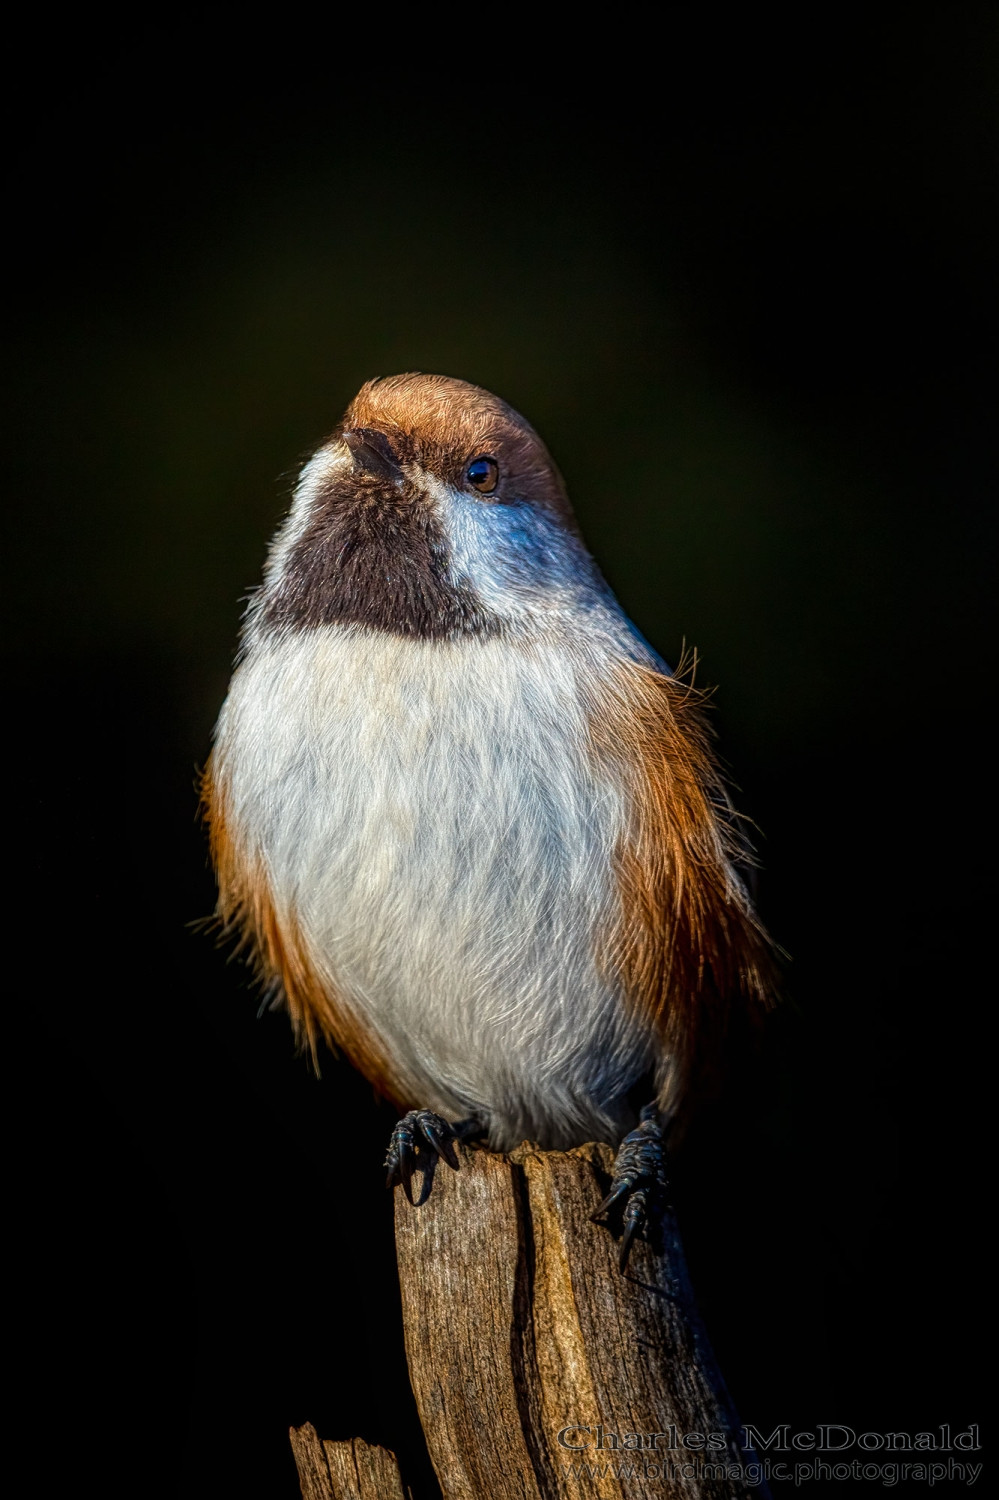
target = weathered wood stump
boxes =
[289,1424,407,1500]
[293,1141,765,1499]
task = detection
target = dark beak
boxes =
[343,427,404,480]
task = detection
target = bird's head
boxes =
[258,373,603,642]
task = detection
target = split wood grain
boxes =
[290,1423,407,1500]
[393,1141,762,1500]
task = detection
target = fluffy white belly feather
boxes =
[214,624,654,1148]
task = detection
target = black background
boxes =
[6,11,994,1497]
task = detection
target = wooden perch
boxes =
[293,1141,763,1499]
[289,1425,407,1500]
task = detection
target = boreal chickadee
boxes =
[205,373,772,1268]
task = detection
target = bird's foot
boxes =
[591,1103,669,1272]
[385,1110,461,1206]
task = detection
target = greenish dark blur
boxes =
[11,135,989,768]
[14,197,827,753]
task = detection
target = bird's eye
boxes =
[466,457,499,494]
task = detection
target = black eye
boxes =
[466,457,499,494]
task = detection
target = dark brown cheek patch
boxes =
[262,473,499,640]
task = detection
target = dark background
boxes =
[6,12,994,1497]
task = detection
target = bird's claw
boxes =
[385,1109,460,1206]
[591,1103,669,1272]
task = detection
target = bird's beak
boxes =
[343,427,404,481]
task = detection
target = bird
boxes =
[204,372,773,1269]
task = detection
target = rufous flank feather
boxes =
[591,657,775,1118]
[202,756,409,1104]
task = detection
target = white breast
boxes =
[213,623,656,1148]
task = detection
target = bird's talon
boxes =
[385,1109,460,1206]
[592,1107,669,1272]
[619,1188,648,1272]
[419,1115,460,1170]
